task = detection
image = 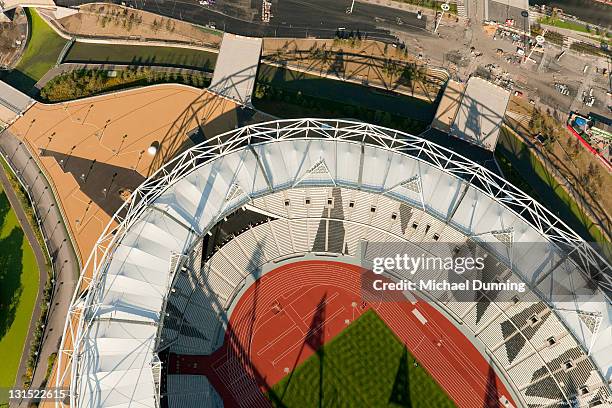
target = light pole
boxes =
[37,185,48,204]
[521,10,529,51]
[435,3,450,34]
[346,0,355,14]
[42,203,54,224]
[524,34,545,64]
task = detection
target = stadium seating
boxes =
[166,374,223,408]
[157,186,611,408]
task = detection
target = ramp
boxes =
[209,33,262,106]
[450,77,510,151]
[0,81,35,126]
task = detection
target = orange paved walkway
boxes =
[9,85,239,277]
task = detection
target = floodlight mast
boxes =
[346,0,355,14]
[434,3,450,33]
[524,31,546,64]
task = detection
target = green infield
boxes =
[1,8,68,94]
[64,43,217,71]
[268,309,456,408]
[0,185,39,399]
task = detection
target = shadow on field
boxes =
[39,149,145,218]
[0,190,10,227]
[389,347,412,407]
[0,195,25,340]
[268,295,329,408]
[483,365,499,408]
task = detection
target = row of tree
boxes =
[40,67,209,102]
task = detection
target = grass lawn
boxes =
[268,310,456,408]
[538,16,591,33]
[496,128,610,254]
[64,43,217,71]
[0,185,39,402]
[1,8,68,94]
[397,0,458,13]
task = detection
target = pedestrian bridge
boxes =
[209,33,262,107]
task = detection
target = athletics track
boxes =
[167,260,516,408]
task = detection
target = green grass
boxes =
[269,310,456,408]
[64,43,217,71]
[396,0,458,13]
[496,127,610,254]
[1,8,68,94]
[0,184,40,403]
[538,16,591,33]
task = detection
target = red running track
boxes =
[168,260,516,408]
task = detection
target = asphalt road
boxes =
[54,0,429,41]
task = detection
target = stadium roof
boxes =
[57,119,612,408]
[450,77,510,151]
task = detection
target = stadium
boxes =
[55,118,612,408]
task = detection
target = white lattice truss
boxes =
[55,119,612,407]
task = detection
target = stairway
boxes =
[456,0,468,18]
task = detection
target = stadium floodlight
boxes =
[435,3,450,33]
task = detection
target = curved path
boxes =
[0,130,79,404]
[0,157,47,394]
[169,260,516,408]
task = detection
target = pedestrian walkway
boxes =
[209,34,263,106]
[0,130,79,402]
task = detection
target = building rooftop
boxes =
[431,80,465,134]
[450,77,510,151]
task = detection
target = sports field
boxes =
[64,43,217,71]
[268,309,456,408]
[0,186,39,397]
[170,260,514,407]
[2,8,68,94]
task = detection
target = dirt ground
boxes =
[505,96,611,237]
[56,3,222,48]
[9,84,239,275]
[0,9,28,69]
[262,38,446,103]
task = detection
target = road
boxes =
[55,0,428,40]
[0,131,79,406]
[0,151,47,399]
